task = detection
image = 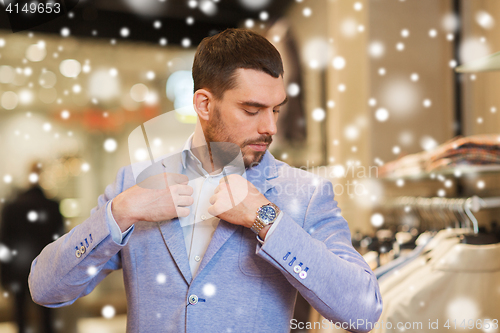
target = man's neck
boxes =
[191,122,218,175]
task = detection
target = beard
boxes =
[204,105,272,169]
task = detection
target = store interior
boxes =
[0,0,500,332]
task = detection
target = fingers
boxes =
[214,181,231,194]
[176,207,190,218]
[138,172,189,190]
[209,193,217,205]
[219,175,230,183]
[170,184,194,208]
[207,205,216,217]
[218,176,232,194]
[137,174,166,190]
[218,174,243,183]
[176,195,194,207]
[165,173,189,186]
[171,184,193,196]
[207,201,226,217]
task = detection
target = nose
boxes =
[257,109,278,136]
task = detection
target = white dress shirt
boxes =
[106,133,282,275]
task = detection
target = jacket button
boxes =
[293,265,302,273]
[75,250,81,258]
[299,271,308,279]
[80,246,86,254]
[188,294,198,305]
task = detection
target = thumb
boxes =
[207,205,217,217]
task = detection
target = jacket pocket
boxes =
[238,228,281,277]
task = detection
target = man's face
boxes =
[204,68,287,169]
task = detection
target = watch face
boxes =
[258,205,277,224]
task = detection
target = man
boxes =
[29,28,382,332]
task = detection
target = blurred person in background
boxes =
[0,163,64,333]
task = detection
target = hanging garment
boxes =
[373,235,500,333]
[374,231,433,281]
[377,229,463,286]
[313,230,468,333]
[374,229,466,333]
[363,251,380,271]
[375,239,429,281]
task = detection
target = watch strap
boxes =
[250,218,267,234]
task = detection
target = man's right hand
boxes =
[111,173,194,232]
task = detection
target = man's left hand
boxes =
[208,174,269,229]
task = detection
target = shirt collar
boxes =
[180,133,195,170]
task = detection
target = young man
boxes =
[29,29,382,333]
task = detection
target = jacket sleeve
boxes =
[256,178,383,333]
[28,166,135,307]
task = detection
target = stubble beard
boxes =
[205,106,272,169]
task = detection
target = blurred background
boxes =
[0,0,499,332]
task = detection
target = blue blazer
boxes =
[29,150,382,333]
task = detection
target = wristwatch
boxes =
[250,202,280,234]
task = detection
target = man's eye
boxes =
[244,109,257,115]
[273,109,280,114]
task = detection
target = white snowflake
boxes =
[101,305,115,319]
[156,273,167,284]
[202,283,216,297]
[87,266,97,276]
[60,27,70,37]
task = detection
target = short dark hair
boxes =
[192,28,284,100]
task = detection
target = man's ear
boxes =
[193,89,213,121]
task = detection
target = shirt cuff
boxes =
[256,211,283,244]
[106,199,133,244]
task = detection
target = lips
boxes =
[247,143,268,151]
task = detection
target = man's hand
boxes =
[208,174,270,231]
[112,173,194,232]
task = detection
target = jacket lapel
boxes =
[155,153,194,284]
[157,219,193,284]
[194,220,240,279]
[193,151,279,280]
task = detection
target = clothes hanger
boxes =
[422,198,437,232]
[433,197,451,231]
[460,196,499,245]
[447,198,461,229]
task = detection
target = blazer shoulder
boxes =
[274,158,327,185]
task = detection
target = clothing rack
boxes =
[383,195,500,234]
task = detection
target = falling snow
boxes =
[101,305,116,319]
